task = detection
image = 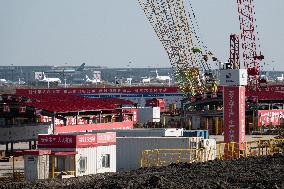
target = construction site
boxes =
[0,0,284,188]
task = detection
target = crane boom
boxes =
[138,0,215,96]
[237,0,264,78]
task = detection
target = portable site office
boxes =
[21,132,116,181]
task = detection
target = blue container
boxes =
[182,130,195,137]
[203,130,209,139]
[182,130,209,139]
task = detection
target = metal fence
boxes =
[141,148,206,168]
[141,139,284,168]
[216,138,284,160]
[0,171,24,182]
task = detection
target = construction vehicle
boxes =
[138,0,219,96]
[138,0,267,95]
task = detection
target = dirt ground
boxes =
[0,154,283,189]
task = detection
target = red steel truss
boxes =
[229,34,240,69]
[237,0,264,77]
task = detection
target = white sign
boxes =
[220,69,247,86]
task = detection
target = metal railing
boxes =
[268,138,284,154]
[141,148,205,168]
[140,139,284,168]
[217,139,284,160]
[216,142,240,160]
[13,171,24,181]
[0,171,25,182]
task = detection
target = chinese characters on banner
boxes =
[55,121,133,134]
[224,86,245,150]
[258,110,284,126]
[40,116,88,127]
[38,133,115,148]
[16,87,179,96]
[77,135,97,147]
[97,132,116,143]
[38,135,77,148]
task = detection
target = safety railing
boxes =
[269,138,284,154]
[13,171,24,181]
[216,142,240,160]
[140,139,283,168]
[141,148,205,168]
[0,171,25,182]
[242,139,270,158]
[217,139,284,160]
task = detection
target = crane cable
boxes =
[187,0,220,69]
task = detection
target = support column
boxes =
[223,86,246,150]
[73,154,76,177]
[63,117,67,126]
[5,142,9,155]
[220,63,247,155]
[52,116,55,134]
[215,117,219,135]
[12,156,15,180]
[33,141,36,149]
[10,142,14,153]
[29,141,32,150]
[99,113,102,123]
[51,156,55,178]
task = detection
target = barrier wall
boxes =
[0,123,52,143]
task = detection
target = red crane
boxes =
[237,0,264,87]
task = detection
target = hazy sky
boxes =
[0,0,283,70]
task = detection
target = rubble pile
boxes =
[1,154,283,189]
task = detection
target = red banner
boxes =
[55,121,133,134]
[97,132,116,144]
[40,116,88,127]
[16,86,180,96]
[38,133,116,148]
[38,135,77,148]
[76,134,97,147]
[258,110,284,126]
[224,86,246,149]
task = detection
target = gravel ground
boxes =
[0,154,283,189]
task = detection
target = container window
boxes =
[57,156,65,171]
[79,157,87,172]
[102,154,110,168]
[27,156,35,162]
